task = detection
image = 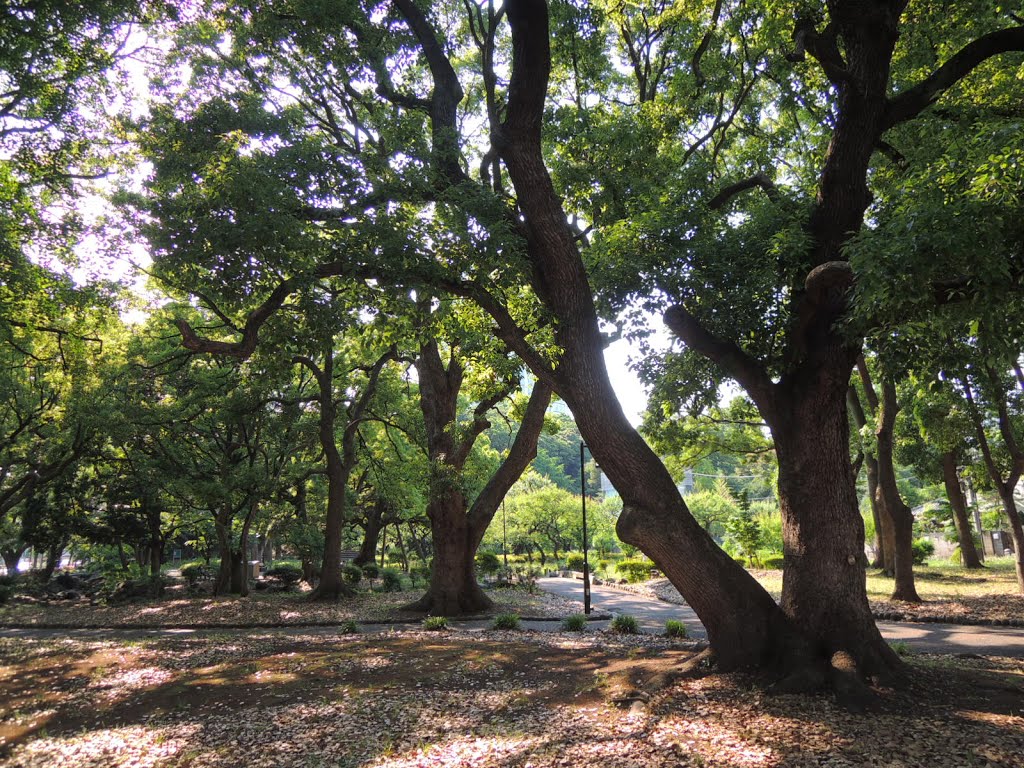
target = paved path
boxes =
[538,577,1024,658]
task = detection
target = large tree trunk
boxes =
[405,490,492,615]
[769,367,903,683]
[941,451,983,568]
[407,338,551,616]
[2,546,25,574]
[876,380,920,602]
[213,516,232,596]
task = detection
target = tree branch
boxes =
[663,304,777,420]
[884,26,1024,128]
[708,172,780,209]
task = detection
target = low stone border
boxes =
[872,612,1024,627]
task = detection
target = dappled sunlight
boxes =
[2,633,1022,767]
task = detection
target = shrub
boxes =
[513,567,539,593]
[265,564,303,586]
[339,620,359,635]
[0,584,12,604]
[596,559,609,574]
[911,539,935,565]
[610,614,639,634]
[492,613,521,630]
[615,559,653,583]
[342,564,363,585]
[475,551,501,575]
[360,563,380,579]
[180,562,212,592]
[565,552,586,571]
[423,616,449,631]
[562,613,587,631]
[409,565,431,586]
[664,619,688,638]
[380,568,404,592]
[762,555,785,570]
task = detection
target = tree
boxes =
[407,299,552,615]
[129,0,1024,687]
[906,382,984,569]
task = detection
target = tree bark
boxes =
[941,451,983,568]
[1,546,25,574]
[848,386,885,567]
[406,338,552,616]
[876,379,920,602]
[405,489,492,615]
[213,514,232,596]
[996,485,1024,591]
[354,501,386,567]
[769,365,903,681]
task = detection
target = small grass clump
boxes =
[610,614,639,634]
[422,616,449,631]
[338,619,359,634]
[491,613,521,630]
[664,619,687,638]
[562,613,587,632]
[890,640,912,657]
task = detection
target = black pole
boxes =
[502,499,508,568]
[581,441,591,615]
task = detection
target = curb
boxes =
[0,612,614,632]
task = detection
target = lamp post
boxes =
[502,499,509,569]
[580,441,591,615]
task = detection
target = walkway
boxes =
[539,577,1024,657]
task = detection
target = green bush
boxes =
[339,619,359,634]
[423,616,449,631]
[610,614,639,634]
[492,613,521,630]
[911,539,935,565]
[342,564,363,585]
[615,559,653,583]
[180,562,212,584]
[562,613,587,631]
[409,565,431,586]
[475,551,501,575]
[265,564,303,586]
[762,555,785,570]
[565,552,586,571]
[359,563,380,579]
[664,619,687,638]
[596,559,609,574]
[380,568,405,592]
[0,584,12,604]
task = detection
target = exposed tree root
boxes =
[402,590,494,617]
[307,582,355,601]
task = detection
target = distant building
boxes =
[600,467,693,499]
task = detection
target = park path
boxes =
[1,578,1022,658]
[538,577,1024,658]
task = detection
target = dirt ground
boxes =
[1,630,1022,767]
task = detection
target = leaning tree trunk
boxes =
[996,485,1024,592]
[876,381,920,602]
[941,451,983,568]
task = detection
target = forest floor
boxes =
[645,559,1024,626]
[1,629,1021,768]
[0,586,581,628]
